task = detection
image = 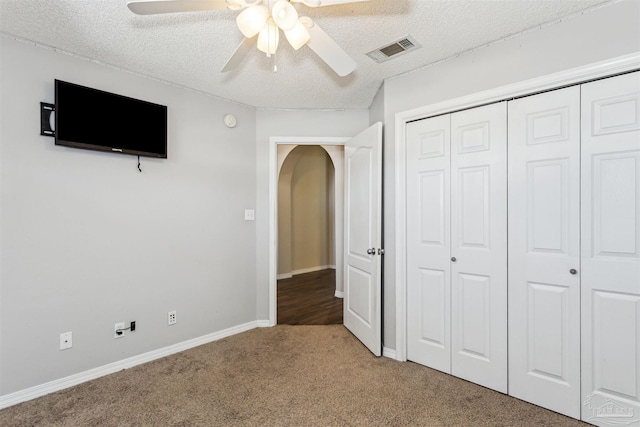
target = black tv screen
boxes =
[55,80,167,158]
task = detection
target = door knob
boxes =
[451,257,457,262]
[570,269,577,275]
[367,248,375,255]
[378,248,385,255]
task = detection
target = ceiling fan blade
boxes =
[127,0,231,15]
[221,37,257,72]
[301,18,356,77]
[292,0,369,7]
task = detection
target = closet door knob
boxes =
[367,248,375,255]
[570,269,577,275]
[451,257,457,262]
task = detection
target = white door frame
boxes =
[393,53,640,361]
[268,136,350,326]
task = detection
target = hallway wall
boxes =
[278,146,334,277]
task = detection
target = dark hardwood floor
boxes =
[277,269,343,325]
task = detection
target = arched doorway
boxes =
[277,145,343,324]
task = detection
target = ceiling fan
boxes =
[126,0,369,76]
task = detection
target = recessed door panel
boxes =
[457,122,490,153]
[451,102,507,393]
[347,265,372,326]
[527,282,571,383]
[347,147,372,259]
[508,85,581,419]
[458,273,490,361]
[407,114,451,373]
[582,72,640,425]
[528,107,569,144]
[592,152,639,258]
[593,93,640,135]
[527,159,569,254]
[420,171,446,246]
[592,291,639,400]
[419,268,447,348]
[458,166,489,248]
[419,130,446,158]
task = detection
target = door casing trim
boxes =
[268,136,349,326]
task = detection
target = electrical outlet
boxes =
[114,322,125,338]
[168,310,177,325]
[60,332,72,350]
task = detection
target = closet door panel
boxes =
[507,85,581,419]
[581,71,640,425]
[450,102,508,393]
[407,115,452,373]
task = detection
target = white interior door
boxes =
[508,86,581,418]
[344,122,383,356]
[406,114,452,373]
[450,102,508,393]
[581,71,640,426]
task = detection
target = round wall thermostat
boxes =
[224,114,237,128]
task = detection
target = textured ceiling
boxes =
[0,0,613,109]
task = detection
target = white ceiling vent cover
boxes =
[366,35,422,63]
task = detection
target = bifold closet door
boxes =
[450,103,508,393]
[407,114,452,373]
[406,103,508,393]
[507,86,581,418]
[581,71,640,424]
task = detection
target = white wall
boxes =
[369,83,385,126]
[277,145,334,276]
[290,146,333,272]
[255,109,369,321]
[381,0,640,351]
[0,37,257,395]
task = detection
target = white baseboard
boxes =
[290,265,333,276]
[0,320,261,409]
[383,347,398,360]
[277,265,335,279]
[256,320,273,328]
[334,291,344,298]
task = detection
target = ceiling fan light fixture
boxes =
[272,0,298,31]
[295,0,321,7]
[257,18,280,54]
[285,21,310,50]
[236,5,269,38]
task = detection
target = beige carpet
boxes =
[1,325,587,426]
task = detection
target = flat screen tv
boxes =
[55,80,167,158]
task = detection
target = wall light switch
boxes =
[60,332,72,350]
[244,209,255,221]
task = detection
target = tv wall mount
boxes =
[40,102,55,137]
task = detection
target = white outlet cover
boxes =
[60,331,72,350]
[168,311,177,325]
[114,322,125,338]
[244,209,255,221]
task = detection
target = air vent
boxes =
[366,35,422,63]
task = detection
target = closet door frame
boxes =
[394,53,640,363]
